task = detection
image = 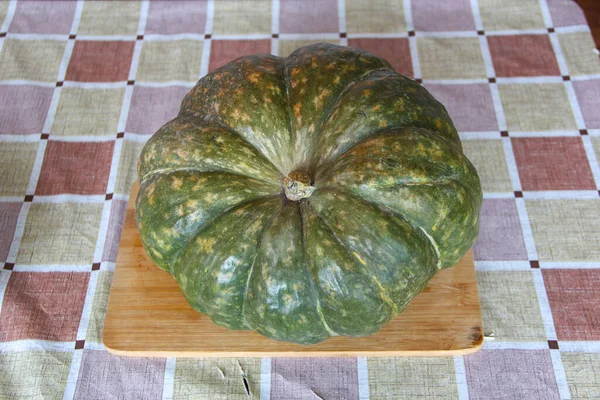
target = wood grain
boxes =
[103,182,483,357]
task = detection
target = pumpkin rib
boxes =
[312,72,462,171]
[331,179,480,270]
[172,196,282,330]
[175,193,283,271]
[297,201,337,337]
[138,114,283,184]
[240,203,285,330]
[282,55,297,175]
[137,170,281,273]
[139,166,281,188]
[305,198,400,316]
[304,66,393,167]
[313,125,411,182]
[317,186,442,271]
[315,126,470,188]
[174,111,286,178]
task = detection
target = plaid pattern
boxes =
[0,0,599,398]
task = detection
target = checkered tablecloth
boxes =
[1,0,599,398]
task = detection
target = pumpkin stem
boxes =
[282,171,315,201]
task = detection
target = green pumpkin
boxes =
[136,43,482,345]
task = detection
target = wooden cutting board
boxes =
[103,182,482,357]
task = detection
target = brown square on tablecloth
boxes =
[36,140,115,196]
[487,34,560,77]
[348,38,413,78]
[0,272,89,341]
[544,269,600,340]
[209,40,271,73]
[66,41,135,82]
[511,137,596,191]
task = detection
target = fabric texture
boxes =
[0,0,599,398]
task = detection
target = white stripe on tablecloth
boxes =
[550,350,571,399]
[559,342,600,352]
[75,271,99,340]
[199,0,214,78]
[135,80,196,88]
[489,84,507,131]
[482,341,550,350]
[555,25,590,33]
[508,130,580,137]
[502,137,523,191]
[582,135,600,190]
[475,261,531,271]
[423,78,488,85]
[531,269,558,340]
[11,264,96,273]
[404,0,420,80]
[572,74,600,81]
[105,139,123,195]
[515,198,538,261]
[453,356,470,400]
[0,80,56,87]
[63,349,83,400]
[41,135,118,143]
[123,132,153,143]
[5,203,31,264]
[337,0,347,34]
[210,33,271,40]
[0,339,75,353]
[482,192,515,199]
[0,270,11,315]
[0,134,43,143]
[271,0,280,54]
[162,358,176,400]
[522,190,600,200]
[32,194,106,203]
[0,0,16,33]
[417,31,478,38]
[260,357,272,400]
[486,29,548,36]
[539,261,600,269]
[357,356,370,400]
[24,140,47,195]
[338,0,347,45]
[347,32,409,39]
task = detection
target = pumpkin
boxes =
[136,43,482,345]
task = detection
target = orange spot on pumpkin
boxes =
[291,68,301,77]
[364,89,372,98]
[379,120,387,127]
[293,103,302,117]
[435,119,443,129]
[373,104,381,111]
[247,72,261,83]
